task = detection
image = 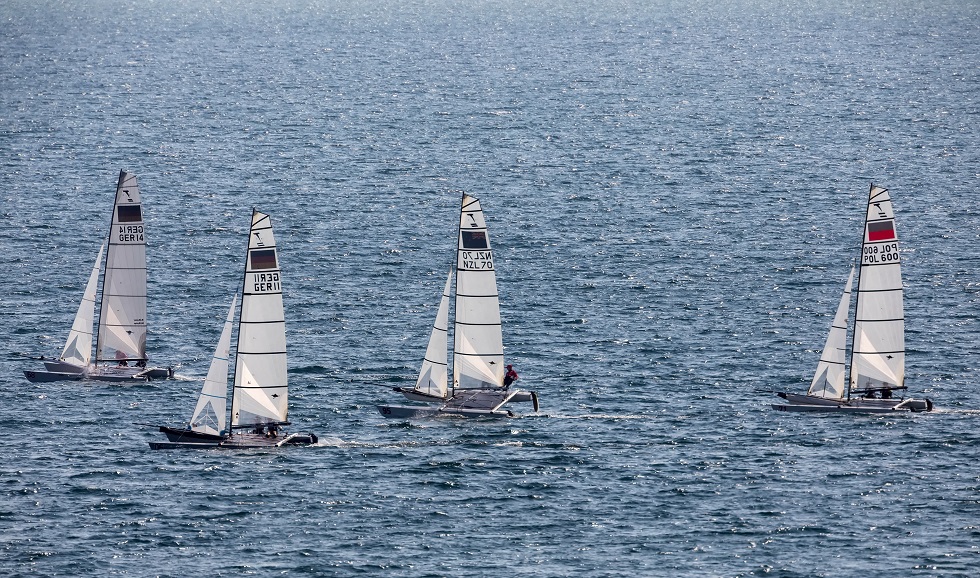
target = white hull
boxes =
[775,392,932,413]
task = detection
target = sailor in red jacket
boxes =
[504,364,519,388]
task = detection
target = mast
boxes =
[847,183,904,398]
[230,210,289,430]
[452,193,505,390]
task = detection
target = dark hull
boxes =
[150,428,318,450]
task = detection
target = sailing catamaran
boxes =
[379,193,538,419]
[24,171,173,383]
[149,210,318,449]
[774,184,933,413]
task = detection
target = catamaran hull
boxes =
[149,431,318,450]
[394,386,538,405]
[774,392,933,413]
[42,360,85,373]
[23,370,85,383]
[158,426,225,444]
[393,387,446,403]
[377,404,513,419]
[25,366,174,383]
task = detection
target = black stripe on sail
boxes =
[455,321,503,327]
[855,317,904,323]
[455,293,499,299]
[239,319,286,325]
[454,351,502,357]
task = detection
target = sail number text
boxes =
[460,250,493,270]
[862,243,899,265]
[252,272,281,293]
[117,225,144,243]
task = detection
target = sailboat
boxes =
[24,171,173,383]
[149,210,318,449]
[379,193,539,419]
[774,184,933,413]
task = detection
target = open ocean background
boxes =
[2,0,979,576]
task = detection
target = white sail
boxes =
[414,270,452,398]
[850,185,904,393]
[807,266,854,400]
[96,170,148,364]
[189,295,236,436]
[231,210,288,427]
[58,242,105,369]
[453,194,504,390]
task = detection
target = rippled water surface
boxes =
[2,0,980,576]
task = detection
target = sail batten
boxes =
[96,170,148,364]
[231,210,289,427]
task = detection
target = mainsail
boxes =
[415,270,452,398]
[190,295,236,436]
[96,170,148,364]
[231,210,288,428]
[453,194,504,390]
[850,185,904,394]
[807,266,854,400]
[59,242,105,368]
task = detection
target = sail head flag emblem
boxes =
[867,221,896,242]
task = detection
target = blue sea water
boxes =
[2,0,980,575]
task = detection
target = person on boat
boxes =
[253,424,265,435]
[881,387,893,399]
[266,423,279,438]
[863,389,877,399]
[504,365,519,388]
